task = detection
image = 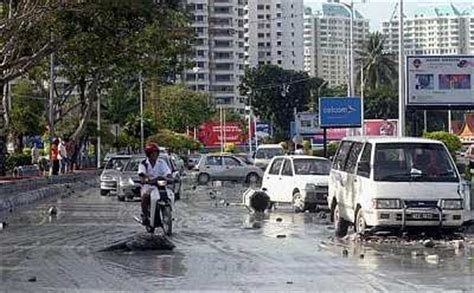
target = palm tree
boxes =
[357,32,397,91]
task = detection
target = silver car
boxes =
[197,154,263,185]
[100,155,131,196]
[117,154,182,201]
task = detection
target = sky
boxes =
[304,0,473,31]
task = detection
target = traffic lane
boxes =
[0,184,472,292]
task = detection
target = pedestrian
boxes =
[58,139,68,174]
[31,143,40,165]
[51,138,60,175]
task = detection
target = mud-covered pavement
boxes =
[1,179,474,292]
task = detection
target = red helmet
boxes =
[144,143,159,157]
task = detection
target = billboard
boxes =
[197,122,247,147]
[295,112,320,135]
[407,56,474,107]
[319,97,362,128]
[255,122,271,139]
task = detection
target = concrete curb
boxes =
[0,173,97,217]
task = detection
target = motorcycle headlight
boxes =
[373,199,401,209]
[441,199,463,210]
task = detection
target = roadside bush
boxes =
[6,153,32,171]
[147,129,202,153]
[422,131,462,160]
[224,143,237,153]
[311,141,339,158]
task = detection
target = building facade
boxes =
[303,2,370,87]
[383,4,474,55]
[185,0,246,109]
[244,0,305,71]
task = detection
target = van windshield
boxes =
[374,143,458,182]
[255,148,284,159]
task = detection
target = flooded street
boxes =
[1,181,473,292]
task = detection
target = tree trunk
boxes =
[0,83,6,176]
[14,133,24,154]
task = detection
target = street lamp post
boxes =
[139,73,144,152]
[398,0,405,136]
[340,1,355,97]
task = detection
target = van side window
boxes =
[269,158,283,175]
[357,143,372,177]
[333,141,353,170]
[281,159,293,176]
[344,142,363,173]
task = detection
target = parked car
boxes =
[197,154,263,185]
[100,155,131,196]
[117,154,183,201]
[328,137,469,237]
[262,155,331,212]
[187,154,202,170]
[253,144,285,170]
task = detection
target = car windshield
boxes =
[294,159,331,175]
[374,143,458,182]
[255,148,284,159]
[105,158,129,171]
[124,158,145,172]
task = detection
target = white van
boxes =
[328,137,470,237]
[254,144,285,170]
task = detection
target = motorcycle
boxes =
[135,177,173,236]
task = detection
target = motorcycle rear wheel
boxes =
[160,205,173,236]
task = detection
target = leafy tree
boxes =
[147,130,201,153]
[357,32,397,91]
[364,86,398,120]
[151,84,213,133]
[422,131,462,160]
[123,110,158,144]
[240,65,323,138]
[103,79,140,126]
[9,81,46,152]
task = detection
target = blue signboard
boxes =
[319,97,362,128]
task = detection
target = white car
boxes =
[262,155,332,212]
[328,136,470,237]
[253,144,285,170]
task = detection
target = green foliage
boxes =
[321,84,348,97]
[312,142,339,158]
[303,140,312,151]
[154,84,213,132]
[364,86,398,119]
[358,32,398,91]
[123,110,157,141]
[240,65,324,138]
[104,80,140,125]
[422,131,462,160]
[9,81,46,138]
[147,130,201,153]
[6,153,32,171]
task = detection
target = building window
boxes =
[276,4,281,9]
[277,60,282,65]
[257,4,264,10]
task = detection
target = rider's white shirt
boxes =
[138,158,172,193]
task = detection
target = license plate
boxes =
[412,213,433,219]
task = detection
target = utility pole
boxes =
[139,73,144,152]
[398,0,405,136]
[97,95,101,169]
[349,0,355,98]
[360,62,365,135]
[49,36,55,138]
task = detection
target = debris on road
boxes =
[48,206,58,216]
[342,249,349,257]
[276,217,282,222]
[0,222,6,230]
[27,276,37,282]
[423,239,435,248]
[276,234,287,239]
[425,254,440,265]
[100,233,175,252]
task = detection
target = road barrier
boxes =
[0,172,97,220]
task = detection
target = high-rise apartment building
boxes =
[184,0,246,109]
[303,2,370,87]
[383,4,474,55]
[244,0,305,71]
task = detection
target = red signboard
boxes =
[197,122,248,147]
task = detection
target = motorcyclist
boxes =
[138,143,173,226]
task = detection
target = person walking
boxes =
[51,139,60,175]
[31,143,40,165]
[59,139,68,174]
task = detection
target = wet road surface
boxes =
[1,180,473,292]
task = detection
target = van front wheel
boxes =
[355,209,368,235]
[334,203,349,237]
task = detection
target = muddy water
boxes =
[1,181,473,292]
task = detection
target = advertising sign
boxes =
[407,55,474,107]
[295,112,320,134]
[255,122,271,139]
[319,97,362,128]
[363,119,398,136]
[198,122,247,147]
